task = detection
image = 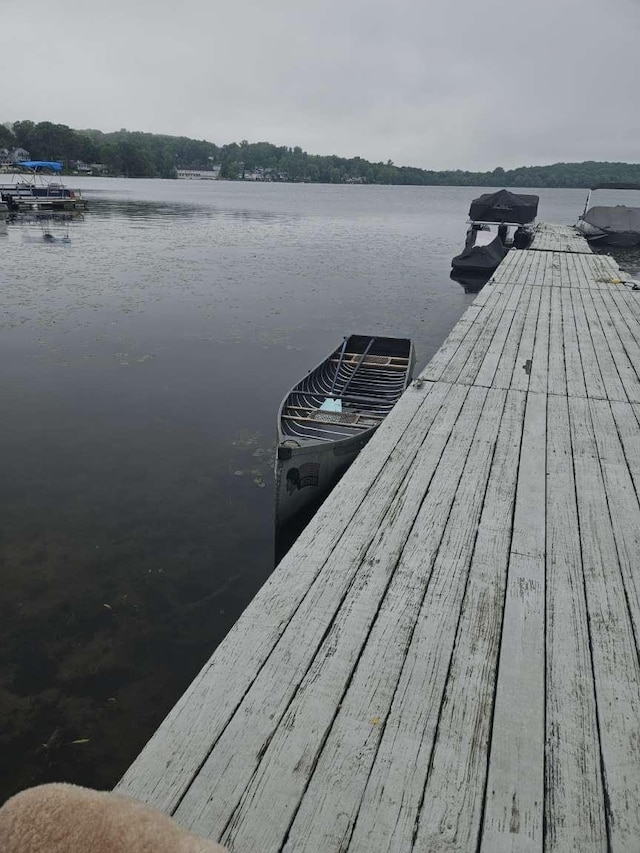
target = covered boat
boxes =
[275,334,415,527]
[451,224,509,273]
[468,189,539,224]
[576,184,640,246]
[0,161,87,211]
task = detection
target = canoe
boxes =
[275,334,415,527]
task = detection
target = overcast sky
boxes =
[2,0,639,171]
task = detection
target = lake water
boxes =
[1,180,636,801]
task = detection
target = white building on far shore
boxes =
[177,166,221,180]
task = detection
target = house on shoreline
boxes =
[177,167,221,180]
[0,147,30,170]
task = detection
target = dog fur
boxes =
[0,783,227,853]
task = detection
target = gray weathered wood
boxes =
[548,286,567,397]
[277,388,507,853]
[529,223,592,254]
[480,391,546,853]
[545,394,606,852]
[569,396,640,851]
[577,287,628,402]
[529,285,550,395]
[561,286,587,398]
[411,390,525,852]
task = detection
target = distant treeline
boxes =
[2,120,640,188]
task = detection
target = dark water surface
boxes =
[0,180,628,801]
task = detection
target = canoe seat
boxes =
[307,410,361,425]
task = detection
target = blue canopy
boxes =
[18,160,63,172]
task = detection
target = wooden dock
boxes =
[117,223,640,852]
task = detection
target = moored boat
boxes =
[468,188,539,225]
[275,334,415,527]
[576,184,640,246]
[451,224,508,274]
[0,161,88,212]
[451,189,538,275]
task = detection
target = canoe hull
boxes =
[275,430,373,527]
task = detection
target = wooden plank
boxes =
[566,251,585,291]
[280,388,509,853]
[609,287,640,349]
[409,390,525,853]
[591,289,640,403]
[440,285,519,385]
[577,288,628,402]
[492,250,525,284]
[570,287,607,399]
[511,286,542,392]
[529,286,551,396]
[492,287,534,390]
[548,287,567,397]
[588,399,640,647]
[115,379,453,811]
[585,289,640,403]
[613,401,640,499]
[420,286,505,382]
[562,250,578,288]
[561,286,587,398]
[525,249,544,288]
[480,391,547,853]
[612,287,640,335]
[569,396,640,850]
[470,286,526,388]
[545,394,606,852]
[550,251,562,288]
[174,386,484,846]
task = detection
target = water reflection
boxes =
[89,196,301,226]
[449,269,492,294]
[7,211,84,243]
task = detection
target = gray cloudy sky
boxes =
[2,0,639,170]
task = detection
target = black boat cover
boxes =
[580,205,640,235]
[451,234,508,273]
[468,189,539,224]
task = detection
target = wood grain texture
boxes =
[276,388,507,853]
[548,286,567,397]
[569,396,640,851]
[529,286,550,396]
[412,390,525,853]
[480,391,546,853]
[577,288,628,402]
[545,394,606,852]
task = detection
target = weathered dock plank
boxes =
[118,225,640,853]
[410,390,525,853]
[529,222,593,253]
[480,390,546,853]
[569,395,640,850]
[545,394,606,853]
